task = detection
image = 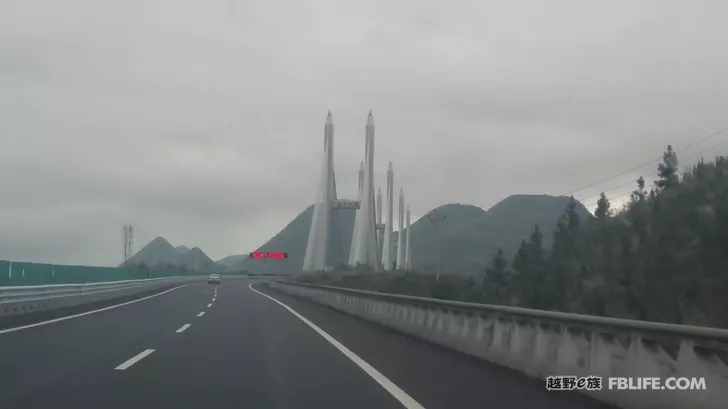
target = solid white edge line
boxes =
[115,349,155,370]
[248,283,426,409]
[197,312,205,317]
[176,324,191,333]
[0,285,190,335]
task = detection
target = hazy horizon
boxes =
[2,0,727,266]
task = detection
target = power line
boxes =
[577,171,657,202]
[559,158,660,197]
[678,125,728,152]
[681,138,728,162]
[584,182,657,208]
[578,132,728,203]
[560,125,728,197]
[583,141,728,208]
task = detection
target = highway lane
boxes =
[0,281,215,405]
[0,278,404,409]
[0,278,615,409]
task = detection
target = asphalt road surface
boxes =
[0,278,614,409]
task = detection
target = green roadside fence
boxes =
[0,260,234,287]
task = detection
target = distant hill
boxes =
[406,203,488,273]
[238,194,590,276]
[125,237,182,267]
[216,254,248,267]
[180,247,217,271]
[234,205,357,275]
[409,195,592,275]
[125,238,222,272]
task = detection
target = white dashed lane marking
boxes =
[176,324,191,333]
[115,349,155,370]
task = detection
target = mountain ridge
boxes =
[231,194,591,276]
[126,195,591,275]
[410,195,591,274]
[125,238,221,272]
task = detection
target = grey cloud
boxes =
[1,0,727,265]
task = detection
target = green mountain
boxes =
[125,237,182,267]
[180,247,217,271]
[237,194,590,276]
[409,195,591,275]
[234,205,357,275]
[125,238,222,272]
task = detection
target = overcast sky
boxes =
[2,0,728,266]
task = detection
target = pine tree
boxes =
[566,196,582,229]
[631,176,647,203]
[484,248,508,303]
[530,224,544,258]
[657,145,679,189]
[595,193,612,220]
[519,224,546,308]
[553,213,568,242]
[510,240,530,306]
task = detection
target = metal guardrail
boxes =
[270,279,728,409]
[0,276,206,317]
[0,277,180,304]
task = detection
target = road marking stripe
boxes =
[197,312,205,317]
[248,283,426,409]
[176,324,191,333]
[207,303,212,307]
[115,349,155,370]
[0,285,189,335]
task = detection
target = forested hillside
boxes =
[484,145,728,327]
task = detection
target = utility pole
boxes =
[123,225,134,264]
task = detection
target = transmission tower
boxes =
[123,225,134,264]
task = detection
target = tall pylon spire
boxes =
[349,111,380,269]
[396,188,405,269]
[382,162,395,270]
[303,111,342,272]
[404,204,412,270]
